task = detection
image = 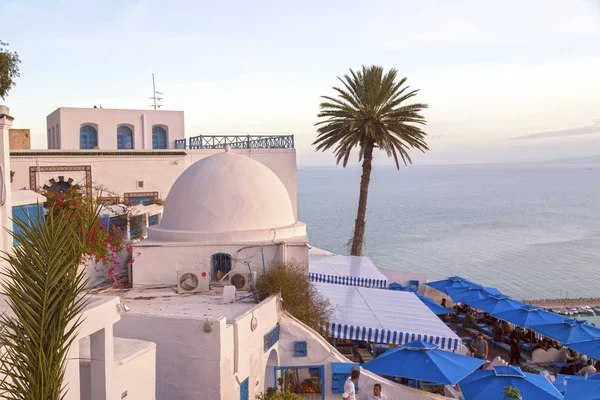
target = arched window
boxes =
[80,125,98,149]
[152,126,167,149]
[212,253,232,281]
[117,125,134,149]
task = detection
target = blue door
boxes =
[240,378,248,400]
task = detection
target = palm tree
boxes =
[0,196,101,399]
[314,65,429,256]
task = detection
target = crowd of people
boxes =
[453,304,599,377]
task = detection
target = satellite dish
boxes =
[179,273,199,291]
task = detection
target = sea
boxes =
[297,164,600,307]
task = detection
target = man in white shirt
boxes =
[368,383,387,400]
[342,369,360,399]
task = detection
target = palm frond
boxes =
[0,199,101,399]
[313,65,429,169]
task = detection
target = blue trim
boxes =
[152,126,167,149]
[274,365,324,400]
[264,324,280,352]
[308,272,387,288]
[117,126,134,149]
[239,378,248,400]
[320,322,460,351]
[80,125,98,149]
[293,341,308,357]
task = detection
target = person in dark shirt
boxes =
[492,321,504,342]
[509,328,522,365]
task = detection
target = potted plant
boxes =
[504,386,522,400]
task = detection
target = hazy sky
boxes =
[2,0,600,166]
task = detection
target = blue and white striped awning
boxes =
[309,255,388,288]
[314,283,462,352]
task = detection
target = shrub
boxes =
[503,386,521,399]
[255,389,305,400]
[256,262,331,330]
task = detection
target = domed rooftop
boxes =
[149,149,304,243]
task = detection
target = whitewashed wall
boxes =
[10,148,298,218]
[132,241,308,287]
[113,296,280,400]
[46,108,185,150]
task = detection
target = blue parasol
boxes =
[494,305,567,328]
[362,340,485,385]
[566,338,600,359]
[459,365,563,400]
[529,319,600,344]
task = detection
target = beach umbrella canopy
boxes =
[362,340,485,385]
[465,295,524,314]
[459,366,563,400]
[564,378,600,400]
[529,319,600,344]
[415,292,453,315]
[567,338,600,359]
[389,284,452,315]
[554,374,600,396]
[447,286,502,303]
[495,305,567,328]
[426,276,478,295]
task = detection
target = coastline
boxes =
[524,298,600,308]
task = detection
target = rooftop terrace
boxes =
[101,287,258,322]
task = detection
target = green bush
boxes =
[503,386,521,399]
[256,262,331,330]
[255,387,305,400]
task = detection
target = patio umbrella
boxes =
[459,365,563,400]
[465,295,524,315]
[554,374,600,395]
[426,276,478,295]
[362,340,485,385]
[529,319,600,344]
[566,338,600,359]
[447,286,502,304]
[494,305,567,328]
[564,378,600,400]
[389,284,452,315]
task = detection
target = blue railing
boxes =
[173,135,294,150]
[174,138,187,149]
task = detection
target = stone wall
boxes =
[9,129,31,149]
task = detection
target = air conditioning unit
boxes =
[177,271,209,294]
[229,272,256,291]
[136,180,144,188]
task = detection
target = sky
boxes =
[1,0,600,166]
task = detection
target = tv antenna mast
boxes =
[149,73,163,109]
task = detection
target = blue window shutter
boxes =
[239,378,248,400]
[148,214,160,226]
[293,341,307,357]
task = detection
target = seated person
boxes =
[492,322,504,342]
[501,320,512,337]
[579,359,597,376]
[523,329,536,343]
[462,312,474,329]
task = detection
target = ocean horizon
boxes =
[298,163,600,302]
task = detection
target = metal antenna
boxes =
[149,73,164,109]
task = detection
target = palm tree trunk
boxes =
[350,142,374,256]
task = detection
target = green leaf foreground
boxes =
[0,198,103,399]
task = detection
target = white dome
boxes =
[153,151,298,241]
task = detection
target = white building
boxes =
[0,105,159,400]
[132,147,309,287]
[3,105,458,400]
[46,107,185,150]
